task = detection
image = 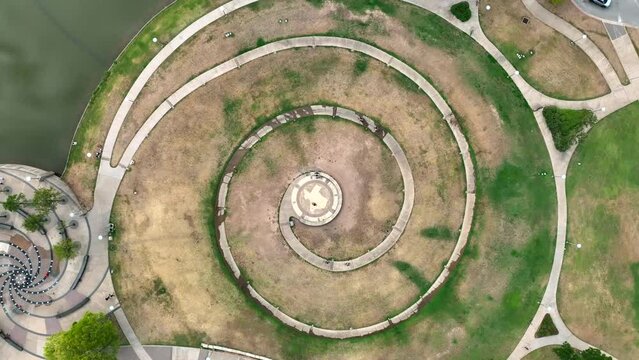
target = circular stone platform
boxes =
[289,171,342,226]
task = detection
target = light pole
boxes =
[566,240,582,249]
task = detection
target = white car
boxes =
[590,0,612,8]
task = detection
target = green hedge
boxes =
[542,106,596,151]
[450,1,472,22]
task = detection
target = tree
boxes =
[53,238,80,260]
[450,1,472,22]
[23,214,45,232]
[553,342,612,360]
[44,312,119,360]
[580,347,612,360]
[32,188,62,214]
[2,193,27,212]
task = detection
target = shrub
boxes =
[535,313,559,337]
[421,226,454,240]
[32,188,62,214]
[354,57,369,76]
[553,342,612,359]
[450,2,472,22]
[53,238,80,260]
[542,106,596,151]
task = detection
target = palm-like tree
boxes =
[23,214,45,232]
[31,188,62,214]
[2,193,27,212]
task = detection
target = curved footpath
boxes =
[521,0,623,90]
[213,104,474,338]
[4,0,638,358]
[275,107,417,272]
[101,35,478,339]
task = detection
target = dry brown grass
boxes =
[479,0,609,99]
[222,53,464,328]
[90,1,554,358]
[539,0,628,84]
[560,191,639,358]
[115,47,465,333]
[110,0,338,164]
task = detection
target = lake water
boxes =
[0,0,173,173]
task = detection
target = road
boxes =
[572,0,639,28]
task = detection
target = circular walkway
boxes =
[274,108,415,272]
[214,105,475,338]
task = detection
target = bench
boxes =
[55,296,90,319]
[0,332,23,351]
[71,255,90,290]
[0,223,12,230]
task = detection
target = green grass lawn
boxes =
[561,101,639,357]
[524,346,559,360]
[567,102,639,198]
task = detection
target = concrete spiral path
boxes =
[91,0,639,358]
[3,0,639,358]
[212,104,474,338]
[274,107,416,273]
[104,34,479,338]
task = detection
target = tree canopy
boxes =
[44,312,120,360]
[2,193,27,212]
[553,342,612,360]
[53,238,81,260]
[23,214,45,232]
[32,187,62,214]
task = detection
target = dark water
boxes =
[0,0,173,173]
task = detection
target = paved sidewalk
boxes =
[606,26,639,81]
[118,345,267,360]
[275,107,416,272]
[114,308,151,360]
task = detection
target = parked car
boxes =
[590,0,612,8]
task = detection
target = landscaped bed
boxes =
[542,106,596,151]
